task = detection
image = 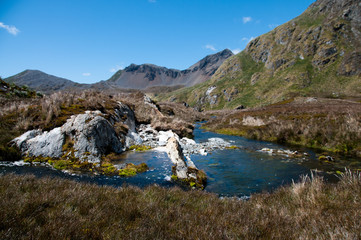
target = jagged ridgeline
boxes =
[157,0,361,110]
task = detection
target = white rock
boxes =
[199,149,207,156]
[12,129,42,151]
[158,130,178,146]
[13,111,125,163]
[62,112,123,162]
[181,137,196,145]
[26,127,64,158]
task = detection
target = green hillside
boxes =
[156,0,361,110]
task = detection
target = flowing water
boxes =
[1,123,358,197]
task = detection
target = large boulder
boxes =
[61,111,124,162]
[13,110,125,163]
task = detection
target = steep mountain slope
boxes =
[5,70,89,94]
[106,49,233,89]
[159,0,361,110]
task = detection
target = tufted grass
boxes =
[0,171,360,239]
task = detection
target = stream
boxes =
[1,123,358,197]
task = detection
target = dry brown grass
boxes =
[204,97,361,157]
[0,89,200,161]
[0,171,360,239]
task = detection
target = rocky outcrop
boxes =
[62,111,124,162]
[12,104,143,163]
[12,111,124,163]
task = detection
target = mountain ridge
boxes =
[106,49,233,89]
[158,0,361,110]
[5,49,233,93]
[5,70,90,94]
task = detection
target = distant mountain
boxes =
[160,0,361,110]
[5,49,233,93]
[5,70,89,94]
[106,49,233,89]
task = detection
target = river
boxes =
[1,123,358,197]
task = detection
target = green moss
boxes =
[118,168,137,177]
[171,168,208,190]
[100,162,118,175]
[225,146,240,150]
[136,163,149,173]
[53,160,72,170]
[118,163,149,177]
[23,156,52,163]
[196,170,207,188]
[129,145,152,152]
[102,152,122,162]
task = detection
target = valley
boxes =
[0,0,360,238]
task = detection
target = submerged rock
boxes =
[166,137,188,179]
[165,136,207,188]
[259,148,304,158]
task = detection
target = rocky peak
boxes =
[188,49,234,72]
[106,49,233,89]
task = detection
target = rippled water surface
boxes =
[1,123,357,197]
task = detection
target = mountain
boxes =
[159,0,361,110]
[106,49,233,89]
[5,70,89,94]
[5,49,233,93]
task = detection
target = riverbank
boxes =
[0,172,360,239]
[202,97,361,158]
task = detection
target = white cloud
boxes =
[82,73,91,76]
[0,22,20,35]
[268,24,279,29]
[241,36,255,43]
[242,17,252,24]
[205,44,217,51]
[231,49,241,55]
[110,64,124,73]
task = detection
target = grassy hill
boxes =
[156,0,361,110]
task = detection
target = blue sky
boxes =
[0,0,315,83]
